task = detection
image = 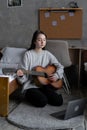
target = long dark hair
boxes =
[28,30,47,50]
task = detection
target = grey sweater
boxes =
[17,50,64,92]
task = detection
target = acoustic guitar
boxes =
[2,65,63,89]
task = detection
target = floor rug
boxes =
[7,90,85,130]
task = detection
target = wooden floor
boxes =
[0,86,87,130]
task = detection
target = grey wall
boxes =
[0,0,87,48]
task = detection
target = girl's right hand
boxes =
[17,69,24,76]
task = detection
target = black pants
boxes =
[25,85,63,107]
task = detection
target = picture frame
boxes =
[8,0,22,7]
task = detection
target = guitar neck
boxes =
[23,70,46,77]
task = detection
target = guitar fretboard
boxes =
[24,70,47,77]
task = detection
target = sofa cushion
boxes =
[46,40,72,67]
[0,47,26,64]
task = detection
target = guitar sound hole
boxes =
[44,73,48,78]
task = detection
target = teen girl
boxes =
[17,30,64,107]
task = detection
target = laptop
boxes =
[50,98,86,120]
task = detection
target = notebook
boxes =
[50,98,86,120]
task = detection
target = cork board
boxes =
[39,8,83,39]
